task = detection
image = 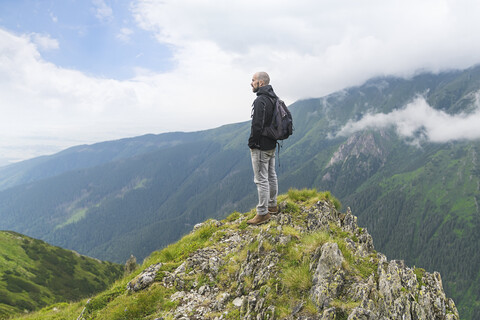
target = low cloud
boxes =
[338,95,480,143]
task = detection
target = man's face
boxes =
[251,74,261,93]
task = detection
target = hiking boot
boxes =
[247,213,271,225]
[268,206,278,214]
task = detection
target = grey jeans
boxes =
[250,148,278,215]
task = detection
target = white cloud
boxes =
[116,27,134,43]
[28,32,59,51]
[0,28,251,158]
[131,0,480,99]
[50,12,58,23]
[338,95,480,143]
[92,0,113,22]
[3,0,480,163]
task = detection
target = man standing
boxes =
[247,71,278,225]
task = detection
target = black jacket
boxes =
[248,85,277,150]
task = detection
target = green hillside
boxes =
[1,65,480,318]
[0,231,123,319]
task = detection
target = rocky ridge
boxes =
[121,190,459,320]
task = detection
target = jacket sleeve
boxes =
[248,97,266,149]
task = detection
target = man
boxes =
[247,71,278,225]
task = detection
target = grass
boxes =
[414,268,426,289]
[225,211,241,222]
[285,188,342,210]
[145,221,218,266]
[287,188,319,202]
[13,301,86,320]
[281,261,312,293]
[301,231,330,253]
[90,285,174,320]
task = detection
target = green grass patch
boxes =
[414,268,426,289]
[12,301,86,320]
[300,231,330,254]
[145,222,218,265]
[287,188,319,202]
[281,261,312,294]
[238,220,248,230]
[225,309,240,319]
[286,188,342,210]
[225,211,241,222]
[329,299,361,319]
[84,285,124,314]
[92,285,174,320]
[283,201,301,214]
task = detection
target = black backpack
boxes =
[262,97,293,140]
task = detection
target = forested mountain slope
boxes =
[0,131,206,191]
[0,231,123,319]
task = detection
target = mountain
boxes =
[0,131,206,191]
[1,65,480,318]
[0,231,123,318]
[11,190,460,319]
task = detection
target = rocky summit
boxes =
[24,190,457,320]
[118,190,459,320]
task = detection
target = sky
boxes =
[1,0,480,166]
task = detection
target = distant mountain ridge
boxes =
[1,65,480,318]
[0,131,204,191]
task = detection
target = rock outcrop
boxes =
[122,191,459,320]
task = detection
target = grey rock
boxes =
[347,307,377,319]
[320,307,336,320]
[126,262,162,291]
[233,296,244,307]
[311,242,345,309]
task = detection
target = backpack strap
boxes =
[277,141,281,167]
